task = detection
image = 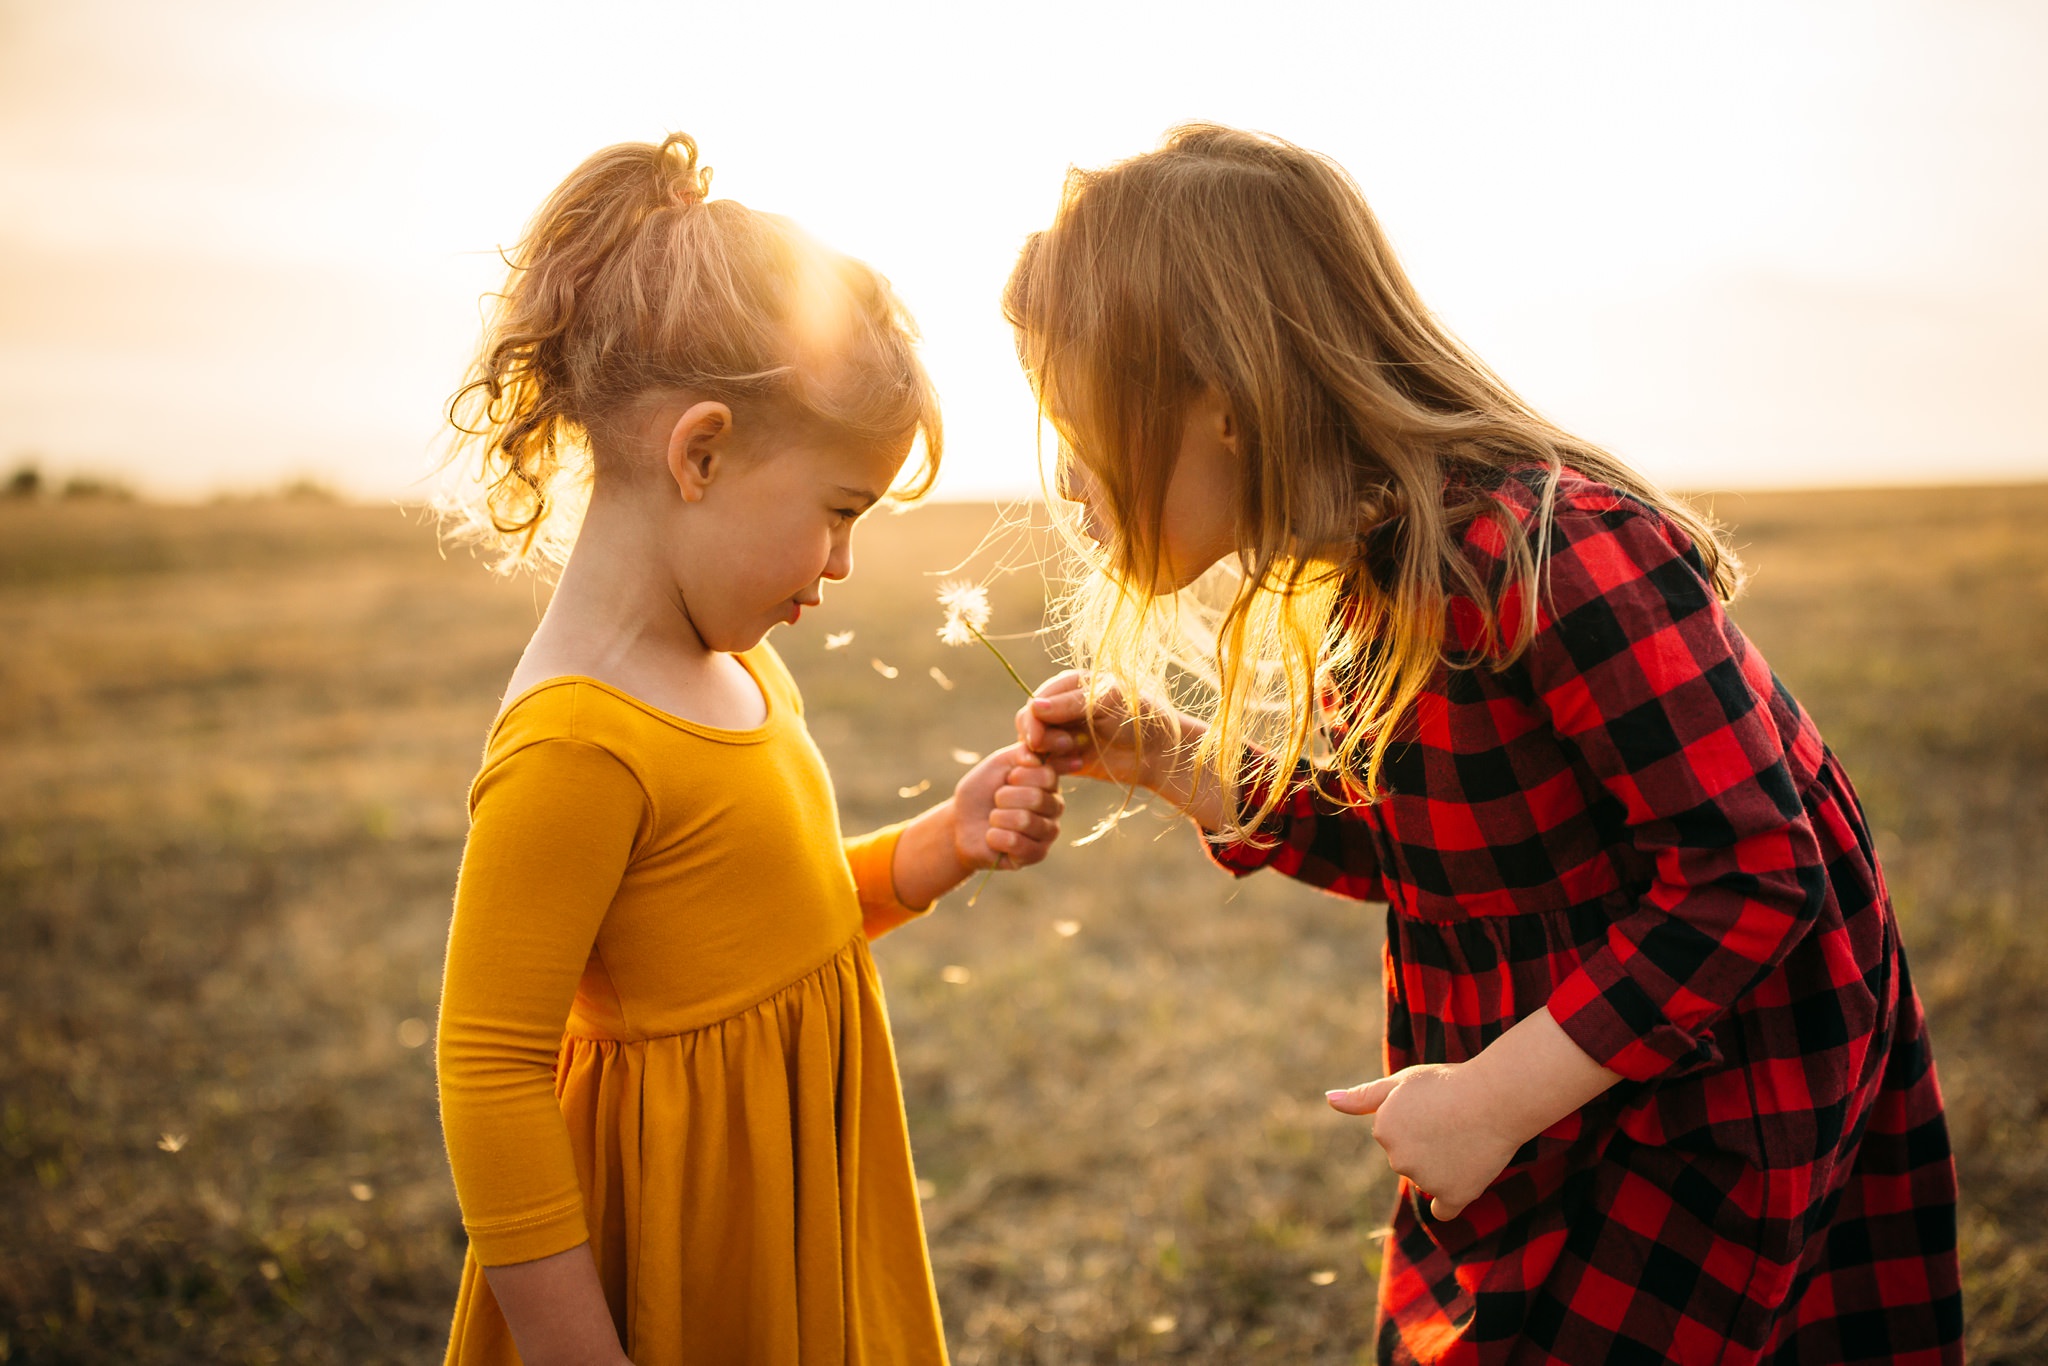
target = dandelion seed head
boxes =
[931,577,1033,697]
[936,580,992,640]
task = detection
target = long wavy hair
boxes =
[443,133,942,571]
[1004,124,1742,842]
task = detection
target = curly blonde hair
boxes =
[444,133,942,570]
[1005,124,1742,843]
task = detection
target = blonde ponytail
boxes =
[445,133,940,570]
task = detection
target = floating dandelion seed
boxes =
[1309,1269,1338,1286]
[1053,919,1081,937]
[349,1182,374,1202]
[916,1178,938,1201]
[824,631,854,650]
[1149,1316,1177,1335]
[940,965,971,985]
[1072,802,1148,847]
[951,748,981,766]
[870,658,899,679]
[157,1132,187,1154]
[928,666,955,691]
[898,779,931,798]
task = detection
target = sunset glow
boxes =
[1,0,2042,499]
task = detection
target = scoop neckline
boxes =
[492,650,777,746]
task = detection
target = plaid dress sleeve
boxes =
[1202,756,1388,903]
[1516,495,1830,1082]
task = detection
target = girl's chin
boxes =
[1154,553,1226,596]
[700,622,772,654]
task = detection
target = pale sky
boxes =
[1,0,2043,500]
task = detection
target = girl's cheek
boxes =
[1081,505,1111,547]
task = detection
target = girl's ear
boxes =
[1212,390,1242,456]
[665,401,735,503]
[1184,386,1239,458]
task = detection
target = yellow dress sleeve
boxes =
[842,821,935,941]
[436,737,647,1266]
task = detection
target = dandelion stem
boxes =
[966,851,1011,906]
[967,624,1033,697]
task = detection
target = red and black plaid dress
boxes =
[1205,467,1962,1364]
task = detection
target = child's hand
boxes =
[950,743,1064,873]
[1018,670,1165,787]
[1325,1064,1523,1221]
[1016,671,1198,787]
[1017,671,1225,830]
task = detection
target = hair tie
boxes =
[655,132,711,208]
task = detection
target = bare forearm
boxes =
[1459,1006,1623,1144]
[1140,714,1231,832]
[890,802,972,909]
[481,1242,631,1366]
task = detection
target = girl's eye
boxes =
[833,508,860,524]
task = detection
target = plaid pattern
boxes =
[1207,469,1962,1364]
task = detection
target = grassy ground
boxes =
[0,486,2042,1363]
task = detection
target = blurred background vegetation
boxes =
[0,486,2043,1363]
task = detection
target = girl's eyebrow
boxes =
[832,484,882,509]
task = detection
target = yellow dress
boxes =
[436,643,948,1365]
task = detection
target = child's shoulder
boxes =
[1469,463,1646,530]
[467,679,657,821]
[1459,464,1689,569]
[486,677,640,763]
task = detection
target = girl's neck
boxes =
[500,484,770,730]
[546,488,705,665]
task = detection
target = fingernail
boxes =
[1324,1090,1347,1102]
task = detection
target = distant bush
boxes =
[277,478,342,503]
[57,473,137,501]
[4,460,144,502]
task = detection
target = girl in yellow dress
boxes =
[432,133,1063,1366]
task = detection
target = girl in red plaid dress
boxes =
[1007,125,1962,1364]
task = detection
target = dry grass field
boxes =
[1,485,2044,1364]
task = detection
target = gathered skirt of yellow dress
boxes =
[436,646,949,1365]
